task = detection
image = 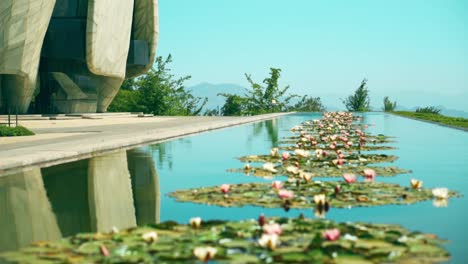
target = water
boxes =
[0,113,467,263]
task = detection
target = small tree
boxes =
[383,96,397,112]
[290,96,326,112]
[220,68,298,116]
[342,79,371,112]
[218,94,246,116]
[108,55,207,115]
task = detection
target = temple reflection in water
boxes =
[0,148,160,252]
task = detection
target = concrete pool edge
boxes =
[0,113,293,175]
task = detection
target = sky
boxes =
[156,0,468,110]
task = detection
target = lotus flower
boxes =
[258,234,279,250]
[220,184,230,194]
[281,152,291,161]
[189,217,202,229]
[363,169,376,182]
[410,179,423,189]
[300,171,313,182]
[263,223,283,235]
[286,165,299,175]
[193,246,217,262]
[294,149,310,158]
[323,229,340,241]
[335,185,341,194]
[270,148,279,157]
[343,173,357,184]
[278,189,294,199]
[432,188,449,199]
[272,181,284,190]
[100,245,110,256]
[142,231,158,243]
[263,163,278,173]
[433,199,448,208]
[258,213,266,226]
[314,194,326,206]
[315,149,323,158]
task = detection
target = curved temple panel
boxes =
[0,0,56,113]
[126,0,159,78]
[86,0,134,79]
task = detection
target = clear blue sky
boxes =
[157,0,468,110]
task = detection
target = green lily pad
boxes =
[238,153,398,166]
[0,218,450,263]
[228,165,411,178]
[169,181,460,209]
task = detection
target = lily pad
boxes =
[238,153,399,165]
[0,218,451,263]
[228,165,411,178]
[169,181,460,209]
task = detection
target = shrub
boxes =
[0,126,35,137]
[415,106,441,114]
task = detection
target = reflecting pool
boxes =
[0,113,467,263]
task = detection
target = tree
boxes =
[289,96,326,112]
[108,55,207,115]
[219,68,298,116]
[219,94,247,116]
[342,79,370,112]
[382,96,397,112]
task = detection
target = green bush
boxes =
[415,106,441,114]
[0,126,35,137]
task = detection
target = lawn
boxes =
[392,111,468,130]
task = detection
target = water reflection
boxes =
[249,119,279,147]
[0,149,160,252]
[0,168,62,252]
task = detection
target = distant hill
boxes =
[187,83,246,110]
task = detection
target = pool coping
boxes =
[0,113,293,176]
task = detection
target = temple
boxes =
[0,0,159,114]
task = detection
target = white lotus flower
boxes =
[314,194,326,206]
[300,171,313,182]
[410,179,423,189]
[258,234,280,250]
[432,188,449,199]
[141,231,158,243]
[286,165,299,175]
[193,246,217,261]
[189,217,202,229]
[270,148,279,157]
[263,163,278,173]
[343,234,358,241]
[294,149,310,158]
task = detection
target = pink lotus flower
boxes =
[343,173,357,184]
[272,181,284,190]
[363,169,376,182]
[282,152,290,160]
[323,229,340,241]
[263,223,283,235]
[278,189,294,199]
[220,184,230,194]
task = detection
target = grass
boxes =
[0,125,35,137]
[392,111,468,129]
